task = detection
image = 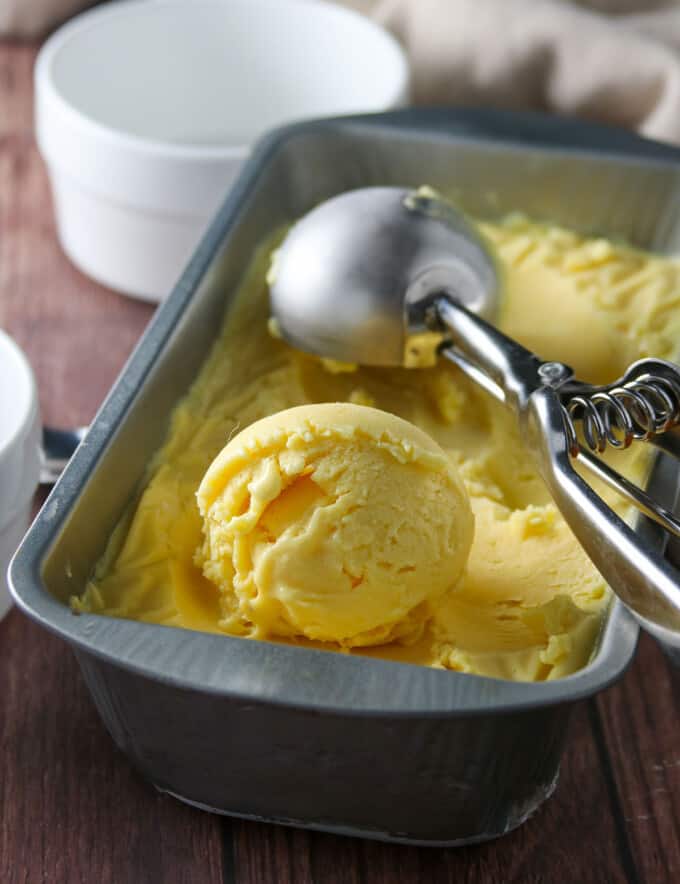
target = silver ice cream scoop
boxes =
[270,186,680,648]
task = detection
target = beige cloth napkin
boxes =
[0,0,97,37]
[6,0,680,144]
[342,0,680,144]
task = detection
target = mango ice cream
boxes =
[73,210,680,681]
[196,403,473,647]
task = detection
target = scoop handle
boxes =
[527,387,680,648]
[436,297,680,646]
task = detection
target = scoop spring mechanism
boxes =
[563,362,680,456]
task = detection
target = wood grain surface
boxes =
[0,40,678,884]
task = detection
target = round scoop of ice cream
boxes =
[196,403,474,647]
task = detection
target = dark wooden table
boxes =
[1,40,679,884]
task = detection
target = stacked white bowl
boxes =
[35,0,410,302]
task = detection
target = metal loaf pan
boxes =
[10,109,680,845]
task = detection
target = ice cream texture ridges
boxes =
[74,209,680,681]
[196,403,473,647]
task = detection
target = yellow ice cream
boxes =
[73,209,680,681]
[196,403,473,647]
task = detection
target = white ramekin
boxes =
[34,0,410,302]
[0,330,41,621]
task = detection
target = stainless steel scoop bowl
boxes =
[270,186,680,647]
[270,187,498,365]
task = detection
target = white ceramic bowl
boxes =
[0,330,41,621]
[35,0,410,302]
